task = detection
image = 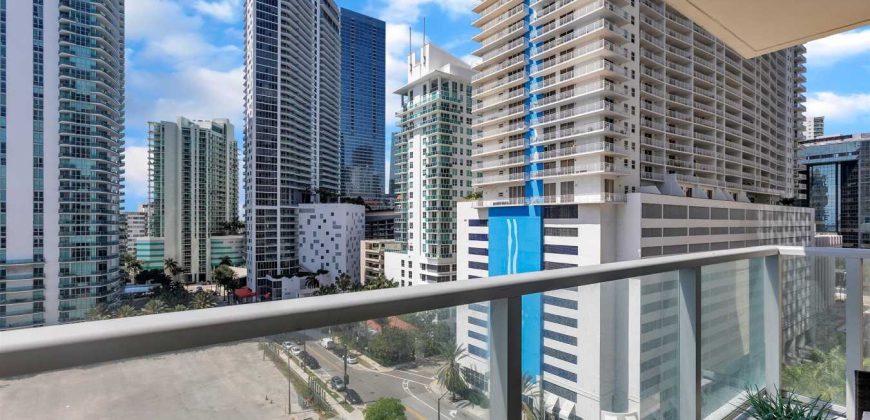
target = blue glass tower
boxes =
[339,8,385,201]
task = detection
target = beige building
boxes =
[361,240,402,284]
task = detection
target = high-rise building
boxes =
[147,118,239,282]
[461,0,809,417]
[800,133,870,248]
[243,0,341,284]
[340,8,386,200]
[384,43,476,286]
[0,0,125,329]
[803,115,825,141]
[121,204,150,255]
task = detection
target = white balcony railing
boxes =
[2,247,868,419]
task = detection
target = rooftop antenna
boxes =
[408,25,412,72]
[422,17,427,66]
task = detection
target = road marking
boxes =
[404,404,427,420]
[398,369,435,381]
[372,370,429,387]
[402,380,451,420]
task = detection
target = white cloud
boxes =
[374,0,471,25]
[461,54,482,67]
[193,0,242,23]
[383,24,423,125]
[124,146,150,199]
[806,28,870,66]
[806,91,870,124]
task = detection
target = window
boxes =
[468,233,488,241]
[469,247,489,256]
[543,346,577,364]
[468,345,488,358]
[543,363,577,382]
[468,316,488,328]
[469,261,488,270]
[544,244,578,255]
[543,380,577,401]
[642,203,662,218]
[544,227,578,237]
[544,312,577,328]
[662,205,687,219]
[543,329,577,345]
[468,219,488,227]
[543,295,577,310]
[468,303,488,313]
[543,205,578,219]
[468,330,488,343]
[544,261,577,270]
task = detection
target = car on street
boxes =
[329,376,346,392]
[346,354,358,364]
[281,341,293,351]
[289,345,303,356]
[320,337,334,349]
[300,353,319,369]
[344,389,362,405]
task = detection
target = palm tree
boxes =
[521,373,543,420]
[172,304,188,312]
[123,258,144,282]
[189,292,217,309]
[164,258,182,282]
[86,304,111,321]
[218,255,233,267]
[336,273,353,292]
[113,305,137,318]
[437,344,469,401]
[213,265,240,303]
[141,299,167,315]
[304,274,320,290]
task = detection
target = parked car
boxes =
[329,376,346,392]
[320,337,334,349]
[289,345,303,356]
[345,389,363,405]
[281,341,293,351]
[332,347,346,358]
[301,354,319,369]
[346,354,358,364]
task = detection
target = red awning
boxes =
[234,287,256,299]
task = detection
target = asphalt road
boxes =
[302,339,485,420]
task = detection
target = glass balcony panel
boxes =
[781,255,847,410]
[0,304,491,420]
[700,258,766,418]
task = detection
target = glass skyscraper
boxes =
[339,8,386,200]
[1,0,125,329]
[800,133,870,248]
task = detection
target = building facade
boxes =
[298,203,364,284]
[121,204,149,256]
[385,43,477,286]
[0,0,125,329]
[803,115,824,141]
[800,133,870,248]
[360,239,402,284]
[243,0,342,283]
[463,0,808,417]
[364,209,397,240]
[147,118,239,282]
[340,8,386,200]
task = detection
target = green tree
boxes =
[189,292,217,309]
[213,264,242,303]
[368,327,415,366]
[304,274,321,290]
[437,344,468,401]
[171,304,188,312]
[364,398,406,420]
[86,303,111,321]
[218,255,234,267]
[336,273,353,292]
[314,284,339,296]
[163,258,183,281]
[521,373,542,420]
[365,274,398,291]
[113,305,137,318]
[141,299,168,315]
[135,269,171,286]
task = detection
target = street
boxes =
[299,335,486,420]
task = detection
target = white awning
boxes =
[558,400,576,420]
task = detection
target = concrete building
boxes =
[386,43,476,286]
[360,239,402,284]
[340,8,386,200]
[0,0,125,329]
[257,203,365,299]
[800,133,870,248]
[147,118,239,283]
[244,0,342,282]
[364,209,397,240]
[121,206,148,257]
[460,0,809,417]
[803,116,825,141]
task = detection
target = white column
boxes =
[678,267,700,420]
[763,255,782,393]
[845,258,864,420]
[489,296,522,420]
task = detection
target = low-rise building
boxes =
[361,239,402,284]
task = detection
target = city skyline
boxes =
[121,0,870,212]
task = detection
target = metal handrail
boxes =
[2,246,868,381]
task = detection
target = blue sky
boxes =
[122,0,870,211]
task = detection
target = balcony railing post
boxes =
[763,255,782,393]
[678,267,701,420]
[489,296,522,420]
[845,258,864,420]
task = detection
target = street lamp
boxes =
[437,390,449,419]
[342,343,349,403]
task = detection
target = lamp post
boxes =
[343,343,349,403]
[437,390,448,419]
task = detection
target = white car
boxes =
[320,337,335,349]
[290,345,303,356]
[282,341,293,350]
[346,354,358,365]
